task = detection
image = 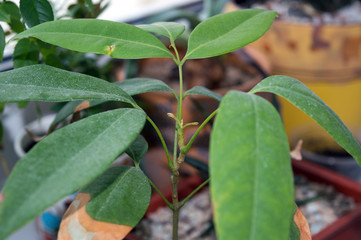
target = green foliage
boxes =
[210,91,294,240]
[0,109,146,238]
[13,38,39,68]
[12,19,174,59]
[83,166,151,226]
[0,25,4,61]
[1,1,25,33]
[1,7,360,240]
[185,9,277,60]
[288,204,300,240]
[250,75,361,165]
[20,0,54,28]
[137,22,186,42]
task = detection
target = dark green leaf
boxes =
[20,0,54,28]
[137,22,185,41]
[85,0,95,15]
[0,103,4,113]
[125,135,148,166]
[0,6,10,23]
[184,86,222,101]
[250,75,361,165]
[115,78,176,96]
[289,204,300,240]
[0,108,146,239]
[13,38,39,68]
[17,101,28,108]
[0,65,135,104]
[0,25,4,61]
[185,9,277,60]
[2,2,25,33]
[0,121,3,149]
[210,91,294,240]
[83,166,151,226]
[12,19,173,59]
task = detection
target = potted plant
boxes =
[1,5,361,240]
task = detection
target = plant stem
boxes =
[148,177,173,210]
[183,109,218,153]
[171,170,180,240]
[179,178,210,208]
[0,154,10,178]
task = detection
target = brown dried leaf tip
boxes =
[291,140,303,161]
[58,193,132,240]
[294,207,312,240]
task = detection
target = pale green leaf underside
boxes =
[184,86,222,101]
[250,75,361,165]
[185,9,277,60]
[83,166,151,227]
[125,135,148,166]
[0,64,135,104]
[136,22,185,41]
[0,109,146,239]
[49,78,175,129]
[12,19,173,59]
[0,25,4,61]
[210,91,293,240]
[20,0,54,28]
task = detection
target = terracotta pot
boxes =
[293,159,361,240]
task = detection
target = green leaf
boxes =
[0,6,10,23]
[20,0,54,28]
[0,25,4,61]
[185,9,277,60]
[288,203,300,240]
[2,2,25,33]
[250,75,361,165]
[137,22,185,42]
[210,91,294,240]
[0,121,3,149]
[85,0,95,15]
[125,135,148,166]
[115,78,176,96]
[184,86,222,101]
[12,19,173,59]
[82,166,150,226]
[0,108,146,239]
[0,65,135,104]
[13,38,39,68]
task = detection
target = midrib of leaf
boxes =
[185,11,267,59]
[30,32,172,57]
[91,167,134,220]
[152,23,173,42]
[250,95,260,240]
[5,109,135,228]
[0,83,129,102]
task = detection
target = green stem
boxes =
[146,116,174,171]
[179,178,210,208]
[171,171,180,240]
[183,109,218,153]
[148,177,173,210]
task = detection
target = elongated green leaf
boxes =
[0,108,146,239]
[20,0,54,28]
[210,91,294,240]
[125,135,148,166]
[115,78,176,96]
[250,75,361,165]
[184,86,222,101]
[83,166,150,225]
[2,2,25,33]
[0,25,4,61]
[137,22,185,41]
[185,9,277,60]
[0,65,134,104]
[288,204,300,240]
[12,19,173,59]
[0,6,10,23]
[13,38,39,68]
[49,78,175,130]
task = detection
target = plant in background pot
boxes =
[0,6,361,240]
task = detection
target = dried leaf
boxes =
[294,207,311,240]
[74,100,91,113]
[290,140,303,161]
[58,193,132,240]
